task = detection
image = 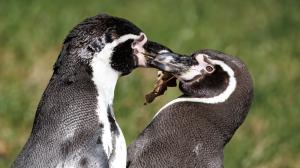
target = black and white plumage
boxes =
[12,14,171,168]
[127,49,253,168]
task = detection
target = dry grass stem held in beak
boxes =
[144,71,177,104]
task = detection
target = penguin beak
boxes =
[150,53,195,73]
[150,53,215,82]
[139,41,175,67]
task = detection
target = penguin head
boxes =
[179,49,253,99]
[150,49,252,100]
[150,52,215,83]
[54,14,171,76]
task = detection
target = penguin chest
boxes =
[109,122,127,168]
[97,102,127,168]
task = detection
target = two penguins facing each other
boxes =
[12,14,253,168]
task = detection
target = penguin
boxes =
[127,49,253,168]
[12,14,172,168]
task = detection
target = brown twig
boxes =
[144,72,177,105]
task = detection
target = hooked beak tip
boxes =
[149,53,186,73]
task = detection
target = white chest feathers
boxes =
[89,42,126,168]
[89,33,146,167]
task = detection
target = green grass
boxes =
[0,0,299,167]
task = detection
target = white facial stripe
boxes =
[195,54,213,71]
[154,59,236,118]
[177,54,213,81]
[159,50,170,54]
[112,33,142,48]
[90,33,140,162]
[178,65,204,81]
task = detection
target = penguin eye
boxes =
[105,28,118,43]
[205,66,215,73]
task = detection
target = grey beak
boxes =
[150,53,197,73]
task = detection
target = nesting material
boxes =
[144,71,177,104]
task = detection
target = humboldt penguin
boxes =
[12,14,172,168]
[127,49,253,168]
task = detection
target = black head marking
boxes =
[110,39,136,76]
[54,14,143,77]
[63,14,142,46]
[104,28,115,43]
[179,65,229,98]
[54,14,174,81]
[144,41,172,55]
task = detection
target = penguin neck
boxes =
[89,48,122,159]
[178,59,253,142]
[156,58,252,143]
[91,61,119,105]
[91,50,120,105]
[157,59,238,114]
[89,33,140,104]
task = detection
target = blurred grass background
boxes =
[0,0,299,167]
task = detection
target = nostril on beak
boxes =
[205,65,215,73]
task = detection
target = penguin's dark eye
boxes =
[206,66,214,73]
[104,28,118,43]
[105,32,114,43]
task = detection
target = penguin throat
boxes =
[89,34,140,163]
[91,55,119,104]
[90,33,142,103]
[90,46,119,159]
[155,60,236,116]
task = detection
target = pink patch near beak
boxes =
[132,33,148,67]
